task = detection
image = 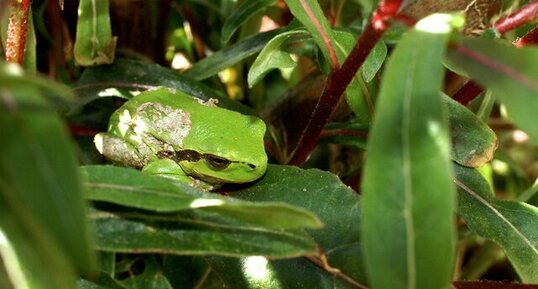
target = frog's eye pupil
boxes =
[206,155,231,170]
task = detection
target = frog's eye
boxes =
[205,155,231,170]
[175,150,202,162]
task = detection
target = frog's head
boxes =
[178,107,268,184]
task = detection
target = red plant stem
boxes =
[451,2,538,105]
[288,0,403,166]
[494,0,538,35]
[451,81,483,106]
[5,0,31,65]
[515,27,538,47]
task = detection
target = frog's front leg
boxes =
[94,133,147,168]
[142,159,215,190]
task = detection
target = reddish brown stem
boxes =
[451,81,483,106]
[5,0,31,65]
[494,0,538,35]
[288,0,404,166]
[451,3,538,105]
[515,26,538,47]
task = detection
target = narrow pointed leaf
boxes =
[447,37,538,142]
[0,201,76,289]
[222,0,276,43]
[454,164,538,283]
[248,30,307,87]
[81,165,322,230]
[361,41,387,83]
[361,15,456,289]
[284,0,339,70]
[91,212,317,258]
[0,87,95,274]
[74,0,116,66]
[184,28,284,80]
[73,58,253,114]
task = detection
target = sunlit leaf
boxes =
[229,164,366,285]
[74,0,117,66]
[248,29,307,87]
[284,0,339,71]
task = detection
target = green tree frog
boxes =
[94,87,268,189]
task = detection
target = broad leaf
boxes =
[81,165,322,230]
[222,0,276,43]
[248,30,307,87]
[74,0,116,66]
[361,15,456,289]
[284,0,339,71]
[201,256,359,289]
[447,37,538,143]
[229,164,366,285]
[454,164,538,283]
[185,28,285,80]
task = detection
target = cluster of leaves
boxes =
[1,0,538,289]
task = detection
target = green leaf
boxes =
[185,28,285,80]
[73,58,253,114]
[248,30,307,87]
[202,256,359,289]
[361,16,455,289]
[454,164,538,283]
[81,165,322,230]
[222,0,276,43]
[361,41,387,83]
[444,94,498,168]
[0,87,95,283]
[91,212,317,258]
[228,164,366,285]
[284,0,339,71]
[447,37,538,143]
[0,201,77,289]
[74,0,117,66]
[0,62,73,100]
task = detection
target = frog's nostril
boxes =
[248,164,256,169]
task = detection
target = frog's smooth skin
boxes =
[94,87,268,189]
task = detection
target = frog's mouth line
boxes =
[157,149,257,171]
